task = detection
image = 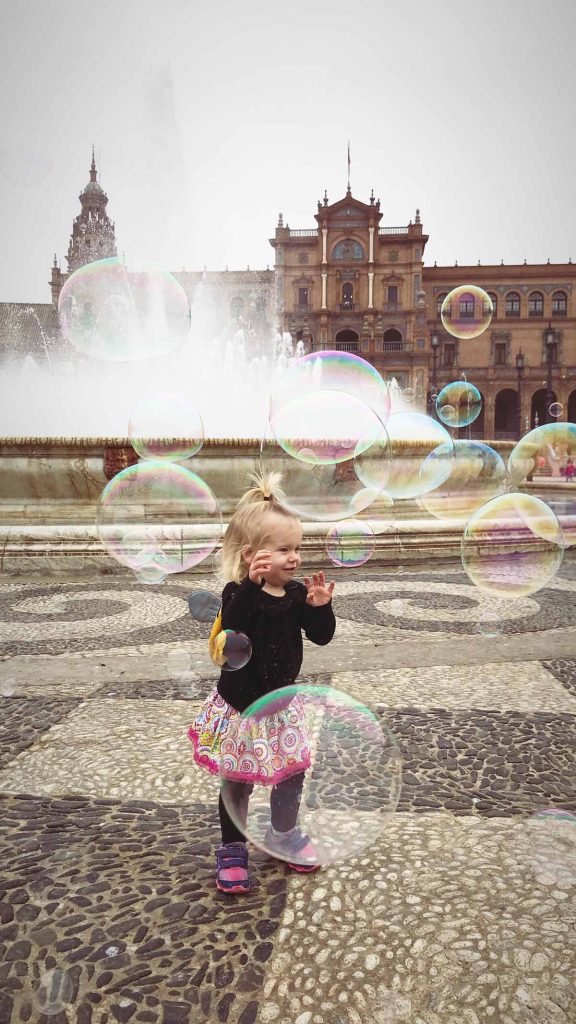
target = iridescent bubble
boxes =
[421,441,507,521]
[260,424,386,522]
[270,350,391,428]
[389,599,405,617]
[325,520,375,567]
[474,610,503,638]
[34,969,74,1017]
[97,462,222,575]
[166,648,192,675]
[461,492,563,597]
[401,387,416,404]
[508,422,576,546]
[270,389,385,465]
[210,630,252,671]
[219,684,402,866]
[436,381,482,427]
[0,676,16,697]
[58,256,191,362]
[440,285,493,340]
[356,412,453,501]
[134,565,167,585]
[526,808,576,887]
[129,392,204,462]
[549,402,564,419]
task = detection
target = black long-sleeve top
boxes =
[216,577,336,713]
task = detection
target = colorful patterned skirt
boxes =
[188,686,311,786]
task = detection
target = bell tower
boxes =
[66,147,117,273]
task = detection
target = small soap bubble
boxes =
[526,808,576,887]
[129,391,204,462]
[210,630,252,671]
[441,285,493,340]
[134,565,167,585]
[389,599,405,617]
[325,520,375,567]
[34,968,74,1017]
[436,381,482,428]
[0,676,16,697]
[166,648,192,675]
[475,610,503,637]
[549,402,564,419]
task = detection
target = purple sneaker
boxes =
[264,826,320,873]
[215,842,250,893]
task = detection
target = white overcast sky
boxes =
[1,0,575,302]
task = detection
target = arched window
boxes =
[331,238,365,261]
[436,292,448,316]
[230,296,244,319]
[487,292,498,317]
[505,291,521,317]
[552,290,567,317]
[334,329,359,352]
[341,283,354,310]
[383,328,403,352]
[528,291,544,317]
[458,291,476,320]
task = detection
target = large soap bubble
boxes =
[129,391,204,462]
[421,440,507,521]
[440,285,493,340]
[210,630,252,671]
[270,388,385,465]
[97,461,222,575]
[270,350,391,428]
[325,519,375,567]
[461,492,563,597]
[58,256,191,361]
[356,412,453,501]
[219,684,402,867]
[436,381,482,427]
[508,422,576,547]
[260,425,389,522]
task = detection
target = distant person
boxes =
[565,457,575,482]
[188,472,336,893]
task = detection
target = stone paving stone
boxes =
[543,658,576,699]
[0,793,287,1024]
[0,697,80,772]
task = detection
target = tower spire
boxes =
[66,146,117,273]
[346,140,351,195]
[90,145,97,182]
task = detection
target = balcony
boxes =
[295,304,310,314]
[528,308,544,318]
[505,309,521,318]
[335,342,359,352]
[378,226,409,235]
[339,303,358,312]
[383,301,403,313]
[552,308,567,318]
[288,229,318,237]
[384,340,406,352]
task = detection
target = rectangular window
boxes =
[443,343,455,367]
[387,285,398,304]
[298,287,309,307]
[495,342,507,365]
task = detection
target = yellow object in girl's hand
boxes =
[208,608,226,666]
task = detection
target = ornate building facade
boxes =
[1,153,575,440]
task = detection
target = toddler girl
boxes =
[188,472,336,893]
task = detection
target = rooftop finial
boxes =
[370,189,375,206]
[277,212,283,227]
[90,145,97,182]
[415,208,421,224]
[323,190,328,206]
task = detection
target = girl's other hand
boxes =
[249,549,272,585]
[304,571,335,606]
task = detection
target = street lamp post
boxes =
[544,323,556,423]
[428,331,440,416]
[515,349,525,440]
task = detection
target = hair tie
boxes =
[263,495,271,501]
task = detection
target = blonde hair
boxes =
[218,471,300,584]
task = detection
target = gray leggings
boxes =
[219,771,305,845]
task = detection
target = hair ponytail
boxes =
[217,471,297,584]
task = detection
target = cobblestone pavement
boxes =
[1,560,575,1024]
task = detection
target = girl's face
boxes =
[243,515,302,587]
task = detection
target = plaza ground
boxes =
[0,559,575,1023]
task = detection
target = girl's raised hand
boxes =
[303,571,335,606]
[248,549,272,585]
